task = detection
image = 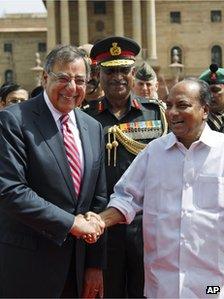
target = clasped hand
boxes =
[70,212,105,244]
[83,212,105,243]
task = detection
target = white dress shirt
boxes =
[108,124,224,298]
[43,90,84,174]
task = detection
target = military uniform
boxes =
[135,61,157,82]
[81,99,100,112]
[133,60,160,101]
[199,63,224,132]
[85,95,166,193]
[207,113,224,133]
[87,35,168,298]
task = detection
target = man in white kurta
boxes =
[108,122,224,298]
[96,78,224,298]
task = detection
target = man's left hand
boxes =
[81,268,103,298]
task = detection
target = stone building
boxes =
[46,0,224,81]
[0,0,223,94]
[0,12,47,92]
[45,0,224,76]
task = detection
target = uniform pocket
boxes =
[196,176,224,210]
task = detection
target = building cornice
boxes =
[0,27,47,32]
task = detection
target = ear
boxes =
[202,104,209,120]
[131,67,137,88]
[42,71,48,87]
[132,67,136,77]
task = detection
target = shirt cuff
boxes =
[107,198,136,224]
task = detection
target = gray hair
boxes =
[44,44,90,78]
[182,77,212,106]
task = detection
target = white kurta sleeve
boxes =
[108,147,149,224]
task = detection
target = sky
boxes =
[0,0,46,16]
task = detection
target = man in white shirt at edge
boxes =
[86,77,224,298]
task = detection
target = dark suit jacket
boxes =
[0,94,107,297]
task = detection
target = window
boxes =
[211,45,222,67]
[170,11,181,24]
[4,43,12,53]
[4,70,13,83]
[170,46,182,63]
[211,10,222,22]
[94,1,106,14]
[38,42,46,52]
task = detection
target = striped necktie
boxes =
[60,114,82,196]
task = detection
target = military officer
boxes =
[199,63,224,132]
[78,44,104,111]
[133,61,159,100]
[133,60,167,111]
[84,36,168,298]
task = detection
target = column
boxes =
[46,0,57,52]
[78,0,88,45]
[114,0,124,36]
[132,0,142,47]
[146,0,157,64]
[60,0,70,44]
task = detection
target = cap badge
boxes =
[110,43,121,56]
[210,73,217,81]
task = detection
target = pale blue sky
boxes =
[0,0,46,16]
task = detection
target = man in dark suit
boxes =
[0,45,107,298]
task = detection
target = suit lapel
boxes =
[75,109,93,207]
[31,95,78,204]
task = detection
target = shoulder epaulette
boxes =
[97,100,104,112]
[132,98,141,109]
[82,104,90,110]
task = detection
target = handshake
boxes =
[70,212,105,244]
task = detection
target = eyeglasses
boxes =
[48,72,87,86]
[101,66,132,75]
